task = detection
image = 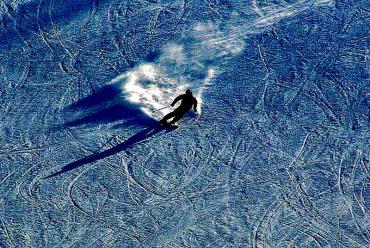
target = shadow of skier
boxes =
[60,83,156,129]
[45,125,177,179]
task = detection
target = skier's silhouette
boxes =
[160,89,198,125]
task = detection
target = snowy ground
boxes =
[0,0,369,247]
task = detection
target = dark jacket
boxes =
[171,93,198,113]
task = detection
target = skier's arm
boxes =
[193,98,198,112]
[171,95,184,107]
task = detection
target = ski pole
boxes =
[153,105,171,112]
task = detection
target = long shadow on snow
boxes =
[45,80,176,178]
[45,124,176,179]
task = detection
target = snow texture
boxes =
[0,0,369,247]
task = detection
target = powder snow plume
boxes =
[111,0,334,119]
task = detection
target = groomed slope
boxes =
[0,0,369,247]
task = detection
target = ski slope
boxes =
[0,0,369,247]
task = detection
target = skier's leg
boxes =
[160,111,177,123]
[169,112,185,124]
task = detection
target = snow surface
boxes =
[0,0,369,247]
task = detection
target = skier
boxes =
[160,89,198,125]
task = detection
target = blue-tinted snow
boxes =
[0,0,369,247]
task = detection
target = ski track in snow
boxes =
[0,0,369,247]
